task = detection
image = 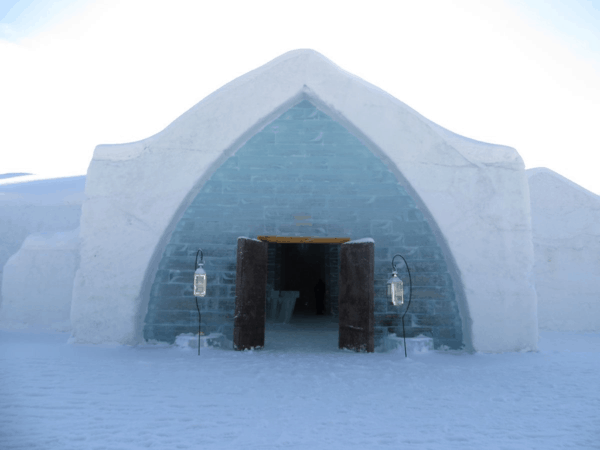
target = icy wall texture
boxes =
[528,168,600,332]
[144,101,462,349]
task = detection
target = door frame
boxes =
[233,236,374,352]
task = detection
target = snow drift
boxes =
[0,175,84,307]
[0,228,79,331]
[528,168,600,332]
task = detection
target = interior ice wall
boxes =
[71,49,537,352]
[0,228,79,331]
[528,168,600,332]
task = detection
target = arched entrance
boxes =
[143,100,463,350]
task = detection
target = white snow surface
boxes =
[74,49,537,352]
[1,318,599,450]
[0,228,79,332]
[0,176,84,306]
[528,168,600,332]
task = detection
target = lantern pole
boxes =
[194,249,205,356]
[391,254,412,357]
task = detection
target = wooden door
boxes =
[338,241,375,352]
[233,237,268,350]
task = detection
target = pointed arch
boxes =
[142,99,469,349]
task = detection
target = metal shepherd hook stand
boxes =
[193,249,207,356]
[390,254,412,357]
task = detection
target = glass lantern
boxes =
[194,264,207,297]
[387,271,404,306]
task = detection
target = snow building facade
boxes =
[70,50,538,352]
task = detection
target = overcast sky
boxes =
[1,0,599,194]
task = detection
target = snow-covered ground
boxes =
[1,315,599,449]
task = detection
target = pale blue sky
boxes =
[1,0,599,194]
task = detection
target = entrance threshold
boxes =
[265,313,339,353]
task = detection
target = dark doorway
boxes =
[278,243,333,317]
[234,237,374,352]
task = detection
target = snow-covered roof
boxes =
[93,49,522,170]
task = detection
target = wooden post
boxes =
[338,241,375,352]
[233,238,268,350]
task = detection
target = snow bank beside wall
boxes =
[0,176,85,306]
[528,168,600,332]
[0,228,79,331]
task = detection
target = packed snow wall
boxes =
[143,101,463,349]
[0,229,79,331]
[528,168,600,332]
[0,176,84,306]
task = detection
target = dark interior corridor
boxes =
[274,243,339,318]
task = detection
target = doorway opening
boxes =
[234,236,374,352]
[259,235,349,324]
[275,243,337,317]
[264,241,340,351]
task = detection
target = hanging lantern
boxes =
[387,270,404,306]
[193,248,206,357]
[388,253,412,358]
[194,249,207,297]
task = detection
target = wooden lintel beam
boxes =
[256,236,351,244]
